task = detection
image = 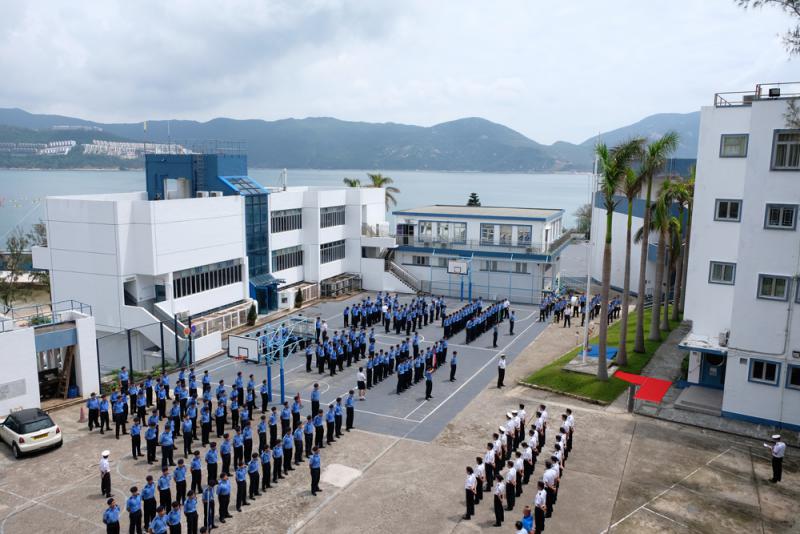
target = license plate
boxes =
[32,433,48,440]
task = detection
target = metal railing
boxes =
[0,299,92,333]
[395,234,571,256]
[385,258,422,292]
[714,82,800,107]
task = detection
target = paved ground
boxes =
[0,293,796,534]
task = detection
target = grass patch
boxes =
[523,308,681,404]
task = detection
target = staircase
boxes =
[58,346,75,399]
[383,249,422,293]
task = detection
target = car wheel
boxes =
[55,439,63,449]
[11,442,21,459]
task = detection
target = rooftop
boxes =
[714,81,800,107]
[393,204,563,220]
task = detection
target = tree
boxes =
[679,168,696,314]
[666,179,691,322]
[294,288,304,309]
[247,303,257,326]
[467,192,481,206]
[617,165,645,367]
[0,226,31,308]
[366,173,400,211]
[573,203,592,235]
[342,177,361,187]
[737,0,800,55]
[595,138,643,381]
[27,220,49,292]
[633,132,679,353]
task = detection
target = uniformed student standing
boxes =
[158,468,172,510]
[148,506,168,534]
[248,453,261,499]
[765,434,786,483]
[425,368,434,400]
[235,462,249,511]
[216,473,231,522]
[345,390,355,431]
[166,501,181,534]
[102,498,121,534]
[534,481,547,534]
[463,466,477,520]
[184,490,199,534]
[492,474,505,527]
[174,459,187,504]
[100,450,112,498]
[202,480,216,531]
[497,355,506,388]
[309,447,321,496]
[142,476,157,526]
[260,446,272,491]
[449,352,458,382]
[126,487,143,534]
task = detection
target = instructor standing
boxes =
[497,355,507,388]
[764,434,786,483]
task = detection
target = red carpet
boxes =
[614,371,672,403]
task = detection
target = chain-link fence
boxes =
[421,274,555,306]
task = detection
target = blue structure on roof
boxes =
[145,153,279,312]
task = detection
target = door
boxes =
[700,354,726,389]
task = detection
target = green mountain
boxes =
[0,108,699,171]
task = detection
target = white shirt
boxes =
[494,481,505,497]
[505,467,516,484]
[516,528,528,534]
[475,463,485,480]
[506,420,516,436]
[518,409,526,425]
[498,359,506,369]
[528,432,539,450]
[542,468,556,488]
[465,473,477,490]
[522,446,533,462]
[766,442,786,458]
[535,488,547,507]
[500,434,508,448]
[485,449,496,465]
[493,439,502,455]
[564,306,572,317]
[534,417,543,432]
[554,449,563,464]
[357,371,366,382]
[100,457,110,474]
[322,322,328,331]
[513,415,521,431]
[566,414,575,429]
[541,409,549,424]
[514,457,524,472]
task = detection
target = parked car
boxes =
[0,409,62,459]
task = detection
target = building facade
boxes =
[681,83,800,430]
[391,205,568,304]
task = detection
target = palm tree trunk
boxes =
[634,178,653,353]
[661,260,670,332]
[617,199,633,367]
[598,210,613,381]
[649,233,665,341]
[671,216,685,322]
[679,201,693,313]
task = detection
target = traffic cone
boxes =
[78,406,87,423]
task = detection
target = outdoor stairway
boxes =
[673,386,723,417]
[383,249,422,293]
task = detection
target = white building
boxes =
[681,82,800,431]
[391,205,568,304]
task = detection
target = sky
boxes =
[0,0,796,144]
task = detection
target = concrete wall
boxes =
[0,328,40,416]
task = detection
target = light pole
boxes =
[582,160,597,364]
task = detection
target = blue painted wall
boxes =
[145,154,248,200]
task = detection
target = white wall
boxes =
[71,313,100,397]
[0,328,40,416]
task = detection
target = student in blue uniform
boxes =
[309,446,321,496]
[248,453,261,499]
[174,459,187,504]
[345,390,355,431]
[184,490,198,534]
[216,473,231,522]
[103,498,121,534]
[166,501,181,534]
[126,487,142,534]
[202,479,216,531]
[190,450,203,494]
[260,446,272,491]
[235,461,249,511]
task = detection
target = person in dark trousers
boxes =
[184,490,199,534]
[463,466,476,520]
[509,310,516,335]
[100,450,112,498]
[450,352,458,382]
[497,355,506,388]
[309,446,321,496]
[126,486,143,534]
[235,462,249,511]
[492,474,505,527]
[102,498,121,534]
[216,473,231,522]
[425,368,434,400]
[201,479,216,532]
[765,434,786,483]
[345,390,355,431]
[142,476,157,526]
[493,324,498,348]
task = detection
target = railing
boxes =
[0,299,92,333]
[714,82,800,107]
[396,234,571,256]
[361,223,392,238]
[385,258,422,292]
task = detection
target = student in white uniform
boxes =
[522,443,534,485]
[484,443,496,492]
[764,434,786,483]
[492,474,505,527]
[542,460,557,518]
[504,460,516,511]
[513,451,525,496]
[534,480,547,534]
[497,355,507,388]
[463,466,477,520]
[474,457,485,504]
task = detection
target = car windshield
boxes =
[19,417,55,434]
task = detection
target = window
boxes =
[787,365,800,390]
[437,222,450,242]
[320,205,345,228]
[271,245,303,272]
[516,226,532,246]
[271,208,302,233]
[708,262,736,285]
[452,222,467,244]
[714,199,741,222]
[418,221,433,241]
[483,260,499,271]
[499,225,512,245]
[764,204,797,230]
[515,262,529,274]
[412,255,430,266]
[749,359,780,386]
[771,130,800,170]
[480,224,495,245]
[757,274,790,300]
[320,240,346,263]
[436,257,449,268]
[719,134,748,157]
[172,260,242,298]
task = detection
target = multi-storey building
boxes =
[681,82,800,430]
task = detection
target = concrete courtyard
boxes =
[0,292,796,534]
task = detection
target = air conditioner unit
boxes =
[719,329,730,347]
[742,94,755,105]
[209,191,223,197]
[196,191,209,198]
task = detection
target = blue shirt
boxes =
[248,459,259,473]
[206,449,218,464]
[149,515,168,534]
[326,410,335,422]
[309,453,321,469]
[131,423,141,436]
[260,450,271,464]
[174,465,186,482]
[159,431,173,447]
[217,479,230,495]
[294,428,303,441]
[158,474,171,490]
[282,434,293,449]
[142,483,156,500]
[345,395,354,408]
[304,421,314,434]
[184,496,197,514]
[126,494,142,513]
[233,434,244,448]
[281,408,290,420]
[191,457,202,471]
[235,467,247,481]
[220,440,231,455]
[203,486,215,502]
[87,397,99,410]
[103,505,121,524]
[273,445,283,458]
[167,509,181,526]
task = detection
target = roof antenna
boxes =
[281,168,288,191]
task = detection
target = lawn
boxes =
[523,307,681,404]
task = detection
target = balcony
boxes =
[714,82,800,107]
[0,300,92,333]
[396,233,572,257]
[361,223,397,249]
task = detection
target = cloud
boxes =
[0,0,796,143]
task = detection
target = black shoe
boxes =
[220,519,226,523]
[462,515,470,520]
[236,508,241,513]
[243,502,250,506]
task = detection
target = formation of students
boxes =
[94,367,356,533]
[539,292,621,328]
[462,403,576,534]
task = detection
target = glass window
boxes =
[765,204,797,230]
[772,130,800,170]
[715,199,741,222]
[418,221,433,241]
[320,206,346,228]
[757,274,790,300]
[271,245,303,272]
[719,134,748,157]
[412,255,429,266]
[320,240,346,263]
[271,208,302,233]
[480,224,495,245]
[708,262,735,285]
[788,365,800,389]
[452,223,467,243]
[499,225,512,245]
[749,359,780,385]
[483,260,498,271]
[437,257,448,268]
[515,262,528,274]
[516,225,532,246]
[437,222,450,242]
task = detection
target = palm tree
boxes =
[662,214,681,332]
[647,179,677,341]
[678,168,695,314]
[366,173,400,211]
[342,177,362,187]
[633,132,679,353]
[595,138,642,380]
[617,165,645,367]
[667,179,691,323]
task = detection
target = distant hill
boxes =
[0,108,700,172]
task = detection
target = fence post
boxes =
[174,315,179,365]
[188,316,193,365]
[160,322,165,374]
[127,328,133,374]
[96,337,102,391]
